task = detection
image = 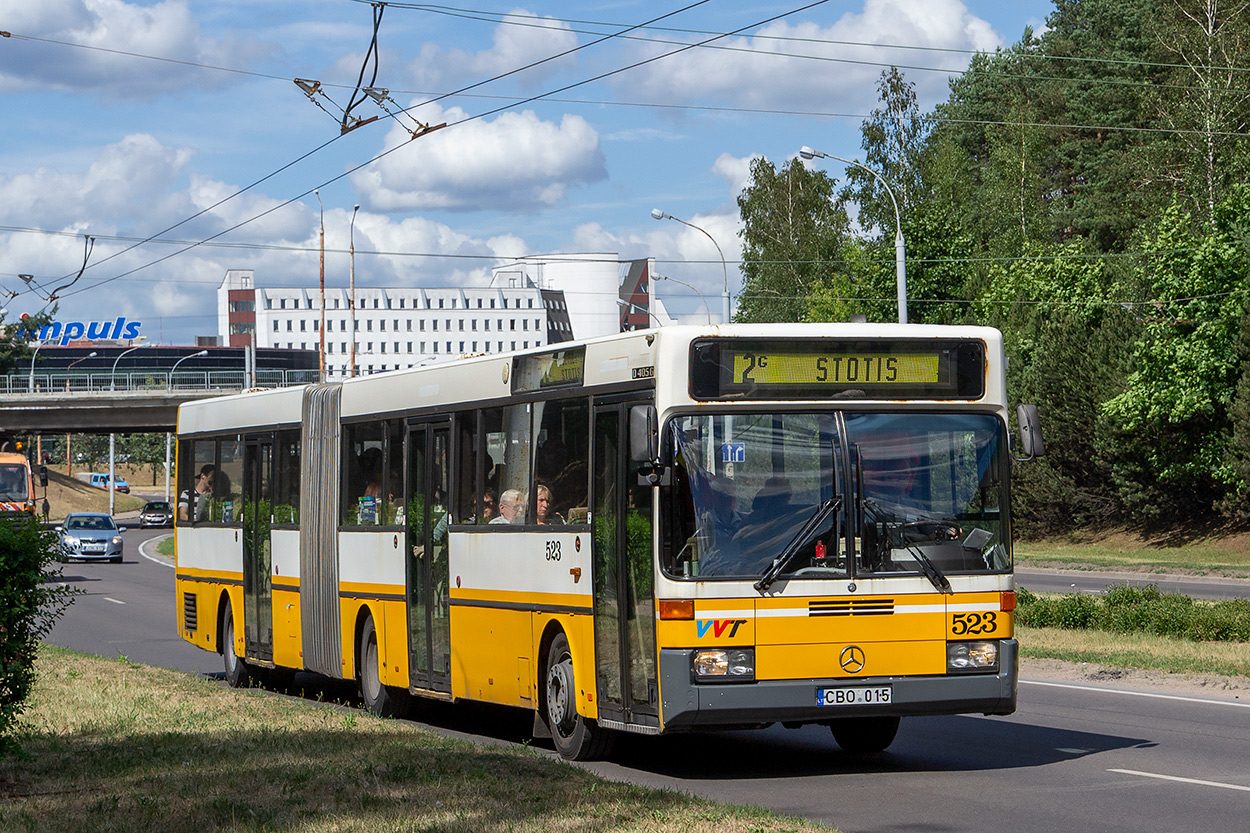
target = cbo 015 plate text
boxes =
[816,685,893,707]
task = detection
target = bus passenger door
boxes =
[242,438,274,662]
[406,423,452,693]
[591,402,659,727]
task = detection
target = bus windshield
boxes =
[0,464,30,501]
[664,411,1009,582]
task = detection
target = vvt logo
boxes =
[35,317,142,346]
[696,618,748,638]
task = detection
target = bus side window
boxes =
[533,397,589,525]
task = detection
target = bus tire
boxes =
[221,600,251,688]
[359,615,407,718]
[544,631,613,761]
[829,716,900,754]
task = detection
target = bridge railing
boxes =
[0,369,322,395]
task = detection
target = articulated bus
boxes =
[175,323,1042,759]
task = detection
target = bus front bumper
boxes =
[658,638,1018,731]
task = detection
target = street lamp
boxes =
[616,299,663,328]
[349,204,360,378]
[650,208,731,324]
[108,341,151,516]
[63,351,96,478]
[655,274,712,324]
[314,189,326,381]
[169,349,209,390]
[27,341,46,393]
[799,145,908,324]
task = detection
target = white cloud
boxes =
[406,8,578,91]
[621,0,1002,111]
[0,0,273,98]
[351,103,607,212]
[711,152,761,198]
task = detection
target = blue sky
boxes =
[0,0,1055,340]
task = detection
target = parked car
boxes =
[56,513,125,563]
[89,473,130,493]
[139,500,174,528]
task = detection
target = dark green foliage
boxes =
[0,310,54,375]
[0,516,76,754]
[1017,583,1250,642]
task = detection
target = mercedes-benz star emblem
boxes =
[839,645,866,674]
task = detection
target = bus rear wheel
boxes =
[829,716,900,754]
[221,600,251,688]
[544,632,613,761]
[359,615,408,718]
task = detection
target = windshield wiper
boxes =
[860,499,952,594]
[754,496,841,594]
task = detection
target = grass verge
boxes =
[1,646,831,833]
[1015,532,1250,576]
[1018,624,1250,678]
[156,533,175,557]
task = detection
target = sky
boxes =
[0,0,1057,342]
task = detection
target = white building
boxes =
[216,255,657,378]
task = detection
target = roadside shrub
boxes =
[1017,582,1250,644]
[0,515,76,755]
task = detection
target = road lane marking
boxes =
[138,533,175,568]
[103,597,126,605]
[1022,679,1250,709]
[1108,769,1250,793]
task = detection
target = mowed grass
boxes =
[0,647,831,833]
[1018,624,1250,678]
[1015,531,1250,576]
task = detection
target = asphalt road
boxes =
[1016,567,1250,600]
[45,540,1250,833]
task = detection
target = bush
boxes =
[0,515,76,754]
[1016,582,1250,644]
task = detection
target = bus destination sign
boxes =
[690,338,985,400]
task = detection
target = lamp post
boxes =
[169,349,209,390]
[108,341,151,517]
[655,274,712,323]
[799,146,908,324]
[314,189,326,381]
[63,352,96,477]
[27,342,45,393]
[349,204,360,378]
[615,299,663,328]
[650,208,731,324]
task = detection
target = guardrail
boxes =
[0,369,322,395]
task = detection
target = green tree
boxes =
[1103,188,1250,523]
[120,432,170,486]
[0,310,53,375]
[1,516,75,754]
[735,156,850,323]
[70,434,110,472]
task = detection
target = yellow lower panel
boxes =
[449,605,533,706]
[272,588,302,669]
[758,639,946,680]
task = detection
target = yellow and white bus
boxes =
[175,323,1041,759]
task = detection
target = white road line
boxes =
[103,597,126,605]
[138,533,175,568]
[1022,679,1250,709]
[1108,769,1250,793]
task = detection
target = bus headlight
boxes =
[947,641,999,673]
[693,648,755,682]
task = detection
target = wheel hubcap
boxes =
[547,659,574,730]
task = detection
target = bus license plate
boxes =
[817,685,892,706]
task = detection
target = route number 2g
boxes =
[951,611,997,635]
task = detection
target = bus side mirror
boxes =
[39,465,49,487]
[629,405,658,464]
[1015,404,1045,460]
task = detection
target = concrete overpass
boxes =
[0,389,235,433]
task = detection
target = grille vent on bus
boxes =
[183,592,197,632]
[808,598,894,617]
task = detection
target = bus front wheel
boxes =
[544,632,613,761]
[829,716,900,754]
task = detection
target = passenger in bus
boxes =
[479,487,498,523]
[491,489,524,524]
[361,448,384,499]
[535,484,564,525]
[178,465,214,522]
